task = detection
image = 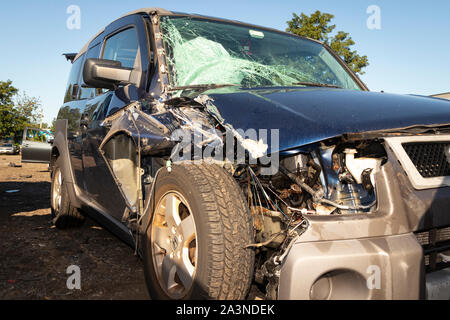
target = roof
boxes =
[74,8,173,61]
[72,7,323,62]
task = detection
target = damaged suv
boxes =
[51,8,450,300]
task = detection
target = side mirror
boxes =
[83,58,133,90]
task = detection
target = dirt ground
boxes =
[0,155,148,300]
[0,155,263,300]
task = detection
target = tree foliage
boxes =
[0,80,42,142]
[15,92,41,125]
[0,80,18,107]
[286,11,369,75]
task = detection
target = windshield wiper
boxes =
[293,81,342,89]
[168,84,238,92]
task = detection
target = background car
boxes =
[0,143,19,155]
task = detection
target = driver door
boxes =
[21,128,52,163]
[80,14,152,221]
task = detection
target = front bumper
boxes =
[0,150,17,154]
[278,233,424,300]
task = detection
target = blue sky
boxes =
[1,0,449,124]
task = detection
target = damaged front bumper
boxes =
[277,146,450,300]
[278,233,424,300]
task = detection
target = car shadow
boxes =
[0,180,149,300]
[0,181,51,216]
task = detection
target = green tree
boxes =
[0,80,18,106]
[0,80,19,140]
[15,92,41,125]
[0,80,42,142]
[286,11,369,75]
[50,118,57,133]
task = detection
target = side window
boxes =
[63,55,84,103]
[79,44,102,100]
[24,128,51,143]
[102,27,139,68]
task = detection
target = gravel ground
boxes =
[0,155,148,300]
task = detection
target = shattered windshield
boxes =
[160,16,361,91]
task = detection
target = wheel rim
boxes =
[52,168,62,213]
[151,191,198,299]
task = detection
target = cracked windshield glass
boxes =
[160,16,361,91]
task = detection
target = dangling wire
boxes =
[247,167,265,225]
[247,167,288,219]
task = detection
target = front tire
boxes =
[51,161,84,228]
[142,163,254,300]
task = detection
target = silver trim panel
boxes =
[384,135,450,190]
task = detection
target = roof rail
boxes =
[63,53,77,63]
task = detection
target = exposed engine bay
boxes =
[231,138,386,297]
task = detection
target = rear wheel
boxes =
[142,163,254,300]
[51,162,84,228]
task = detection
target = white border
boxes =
[384,135,450,190]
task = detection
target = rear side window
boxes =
[79,44,102,100]
[102,28,139,68]
[63,55,84,103]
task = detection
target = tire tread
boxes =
[180,163,254,300]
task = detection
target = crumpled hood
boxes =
[206,87,450,153]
